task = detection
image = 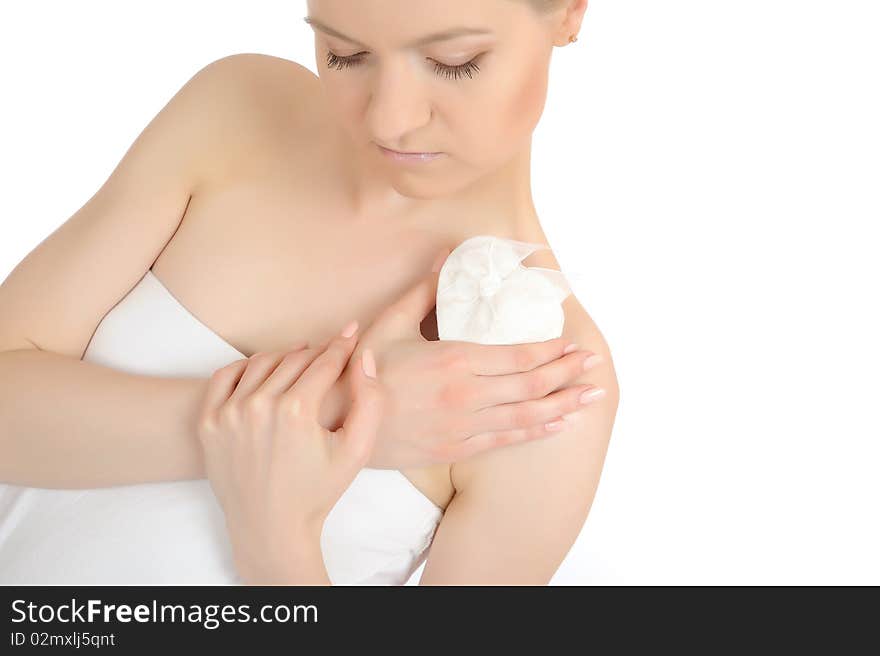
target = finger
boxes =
[333,348,384,467]
[202,358,249,417]
[470,382,606,435]
[472,348,604,408]
[462,336,573,376]
[256,347,325,397]
[225,351,289,402]
[285,321,359,415]
[451,420,569,462]
[222,340,313,401]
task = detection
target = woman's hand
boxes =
[332,251,606,470]
[196,321,383,585]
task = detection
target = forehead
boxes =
[306,0,526,48]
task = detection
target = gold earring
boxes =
[568,34,578,44]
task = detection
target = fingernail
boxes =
[545,419,566,432]
[582,353,603,370]
[579,387,606,404]
[341,320,359,338]
[563,343,579,354]
[362,348,376,378]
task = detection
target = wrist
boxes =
[274,538,327,585]
[186,376,213,478]
[241,529,325,585]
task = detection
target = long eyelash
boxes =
[325,50,481,80]
[326,51,363,71]
[434,59,481,80]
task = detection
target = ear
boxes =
[553,0,588,46]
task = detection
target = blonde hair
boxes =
[522,0,570,14]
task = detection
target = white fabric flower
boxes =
[436,235,573,345]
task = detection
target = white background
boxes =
[1,1,878,585]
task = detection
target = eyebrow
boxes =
[303,16,492,49]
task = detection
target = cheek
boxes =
[509,63,549,131]
[464,64,548,149]
[467,63,548,163]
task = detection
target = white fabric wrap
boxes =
[436,235,573,345]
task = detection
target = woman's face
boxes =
[306,0,566,201]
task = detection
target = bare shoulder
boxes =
[450,242,620,493]
[184,53,324,184]
[197,52,318,104]
[0,53,324,358]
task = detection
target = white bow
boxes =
[436,235,573,345]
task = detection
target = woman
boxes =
[0,0,618,584]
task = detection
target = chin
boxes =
[389,170,485,202]
[389,157,495,199]
[388,180,448,201]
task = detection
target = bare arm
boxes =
[0,54,324,488]
[0,348,346,488]
[0,349,208,488]
[419,295,620,584]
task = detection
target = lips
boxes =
[377,143,440,156]
[376,144,445,164]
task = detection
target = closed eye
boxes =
[325,50,482,81]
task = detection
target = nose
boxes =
[366,59,433,146]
